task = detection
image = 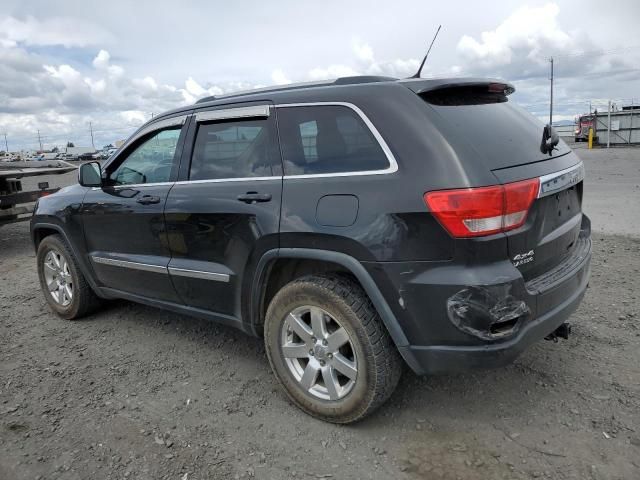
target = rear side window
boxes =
[277,105,390,175]
[189,119,280,180]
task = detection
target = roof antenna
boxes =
[410,24,442,79]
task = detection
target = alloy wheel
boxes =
[280,305,358,401]
[43,249,73,307]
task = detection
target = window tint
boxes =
[277,105,389,175]
[189,119,280,180]
[108,128,181,185]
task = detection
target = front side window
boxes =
[108,128,181,185]
[277,105,390,175]
[189,119,280,181]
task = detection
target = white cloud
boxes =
[306,39,419,80]
[92,49,111,69]
[352,38,374,63]
[0,15,112,48]
[132,76,158,92]
[119,110,147,124]
[271,69,291,85]
[92,49,124,78]
[456,3,586,75]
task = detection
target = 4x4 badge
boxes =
[513,249,534,267]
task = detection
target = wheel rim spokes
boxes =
[281,306,358,401]
[43,249,73,306]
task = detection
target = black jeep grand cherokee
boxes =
[31,76,591,423]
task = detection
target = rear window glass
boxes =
[422,86,508,106]
[277,105,389,175]
[420,89,571,168]
[190,119,280,180]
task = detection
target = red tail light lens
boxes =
[424,178,540,238]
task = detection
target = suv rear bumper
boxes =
[399,256,589,374]
[365,217,592,375]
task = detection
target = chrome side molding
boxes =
[91,255,230,283]
[91,256,168,274]
[168,267,230,283]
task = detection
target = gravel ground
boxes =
[1,148,639,479]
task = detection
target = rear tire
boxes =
[264,274,402,423]
[37,234,101,320]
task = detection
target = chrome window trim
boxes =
[91,256,168,274]
[122,115,188,151]
[91,181,175,190]
[537,162,585,198]
[100,114,188,188]
[168,267,230,283]
[195,105,270,123]
[174,176,279,186]
[274,101,399,179]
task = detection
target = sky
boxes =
[1,0,639,152]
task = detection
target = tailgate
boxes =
[496,160,586,281]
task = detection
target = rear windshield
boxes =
[421,87,571,170]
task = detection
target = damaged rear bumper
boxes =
[399,260,589,374]
[363,231,592,376]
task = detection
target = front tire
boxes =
[36,234,100,319]
[264,274,402,423]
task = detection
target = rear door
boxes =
[82,115,189,301]
[164,103,282,323]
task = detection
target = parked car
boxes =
[31,76,591,423]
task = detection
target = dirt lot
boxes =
[1,147,639,480]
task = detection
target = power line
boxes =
[552,45,640,59]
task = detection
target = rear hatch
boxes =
[409,79,586,282]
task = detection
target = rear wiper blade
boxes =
[540,124,560,156]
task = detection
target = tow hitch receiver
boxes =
[545,322,571,342]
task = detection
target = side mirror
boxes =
[78,161,103,187]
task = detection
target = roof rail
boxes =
[194,75,398,105]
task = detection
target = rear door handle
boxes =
[237,192,272,204]
[136,195,161,205]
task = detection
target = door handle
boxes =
[136,195,161,205]
[237,192,272,204]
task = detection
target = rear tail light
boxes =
[424,178,540,238]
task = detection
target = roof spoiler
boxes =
[400,77,515,96]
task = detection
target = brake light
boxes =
[424,178,540,238]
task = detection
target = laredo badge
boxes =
[513,249,534,267]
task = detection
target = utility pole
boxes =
[3,133,8,153]
[549,56,554,126]
[89,122,95,149]
[607,100,611,148]
[37,129,43,151]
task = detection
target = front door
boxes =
[164,104,282,323]
[82,116,189,302]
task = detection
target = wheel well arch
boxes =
[258,257,353,330]
[250,248,410,350]
[32,225,62,249]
